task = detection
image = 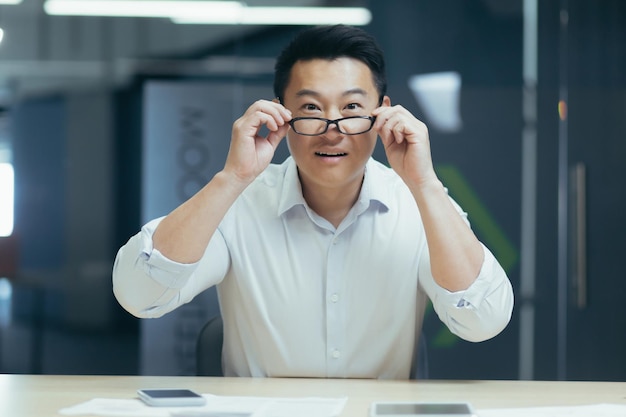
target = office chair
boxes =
[196,315,224,376]
[413,333,429,380]
[196,315,429,378]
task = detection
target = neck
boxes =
[300,173,364,229]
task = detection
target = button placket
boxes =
[325,231,345,375]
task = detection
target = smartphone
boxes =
[137,388,207,407]
[370,402,477,417]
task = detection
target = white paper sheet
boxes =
[478,403,626,417]
[58,394,347,417]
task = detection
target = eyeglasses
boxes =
[289,116,376,136]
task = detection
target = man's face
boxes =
[282,57,389,192]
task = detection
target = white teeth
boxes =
[316,152,347,157]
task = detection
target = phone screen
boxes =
[374,402,474,415]
[137,388,206,407]
[140,389,202,398]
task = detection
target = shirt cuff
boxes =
[437,244,504,310]
[137,216,199,289]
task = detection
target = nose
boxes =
[322,111,344,139]
[327,119,343,132]
[322,121,343,141]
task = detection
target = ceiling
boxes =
[0,0,361,103]
[0,0,520,104]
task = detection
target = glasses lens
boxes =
[291,116,374,136]
[337,117,373,134]
[292,119,328,135]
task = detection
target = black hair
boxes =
[273,24,387,104]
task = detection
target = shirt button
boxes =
[330,293,339,303]
[332,349,341,359]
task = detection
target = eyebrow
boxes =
[295,88,370,99]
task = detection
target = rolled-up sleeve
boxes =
[419,243,514,342]
[112,216,229,318]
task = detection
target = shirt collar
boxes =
[277,157,307,216]
[357,158,392,213]
[277,157,392,217]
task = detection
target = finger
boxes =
[372,108,393,131]
[389,118,408,144]
[266,123,290,148]
[264,98,293,121]
[375,113,403,144]
[257,111,280,132]
[375,121,394,145]
[249,100,292,125]
[374,110,407,138]
[250,109,289,135]
[379,112,428,145]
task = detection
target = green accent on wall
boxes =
[433,326,459,347]
[436,164,518,273]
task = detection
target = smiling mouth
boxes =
[315,152,347,157]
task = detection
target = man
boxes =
[113,24,513,379]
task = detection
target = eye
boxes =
[345,103,363,111]
[303,103,320,111]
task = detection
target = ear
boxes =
[272,97,281,104]
[381,95,391,107]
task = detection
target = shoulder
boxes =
[365,158,413,203]
[222,159,292,223]
[244,159,291,197]
[367,158,402,181]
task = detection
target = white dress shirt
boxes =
[113,157,514,379]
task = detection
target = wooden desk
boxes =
[2,375,625,416]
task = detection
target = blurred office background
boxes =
[0,0,624,381]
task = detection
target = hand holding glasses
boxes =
[289,115,376,136]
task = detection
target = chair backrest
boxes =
[195,315,429,379]
[413,333,429,379]
[196,315,224,376]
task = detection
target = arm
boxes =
[373,101,512,339]
[153,100,292,263]
[373,102,483,292]
[419,240,514,342]
[113,100,292,316]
